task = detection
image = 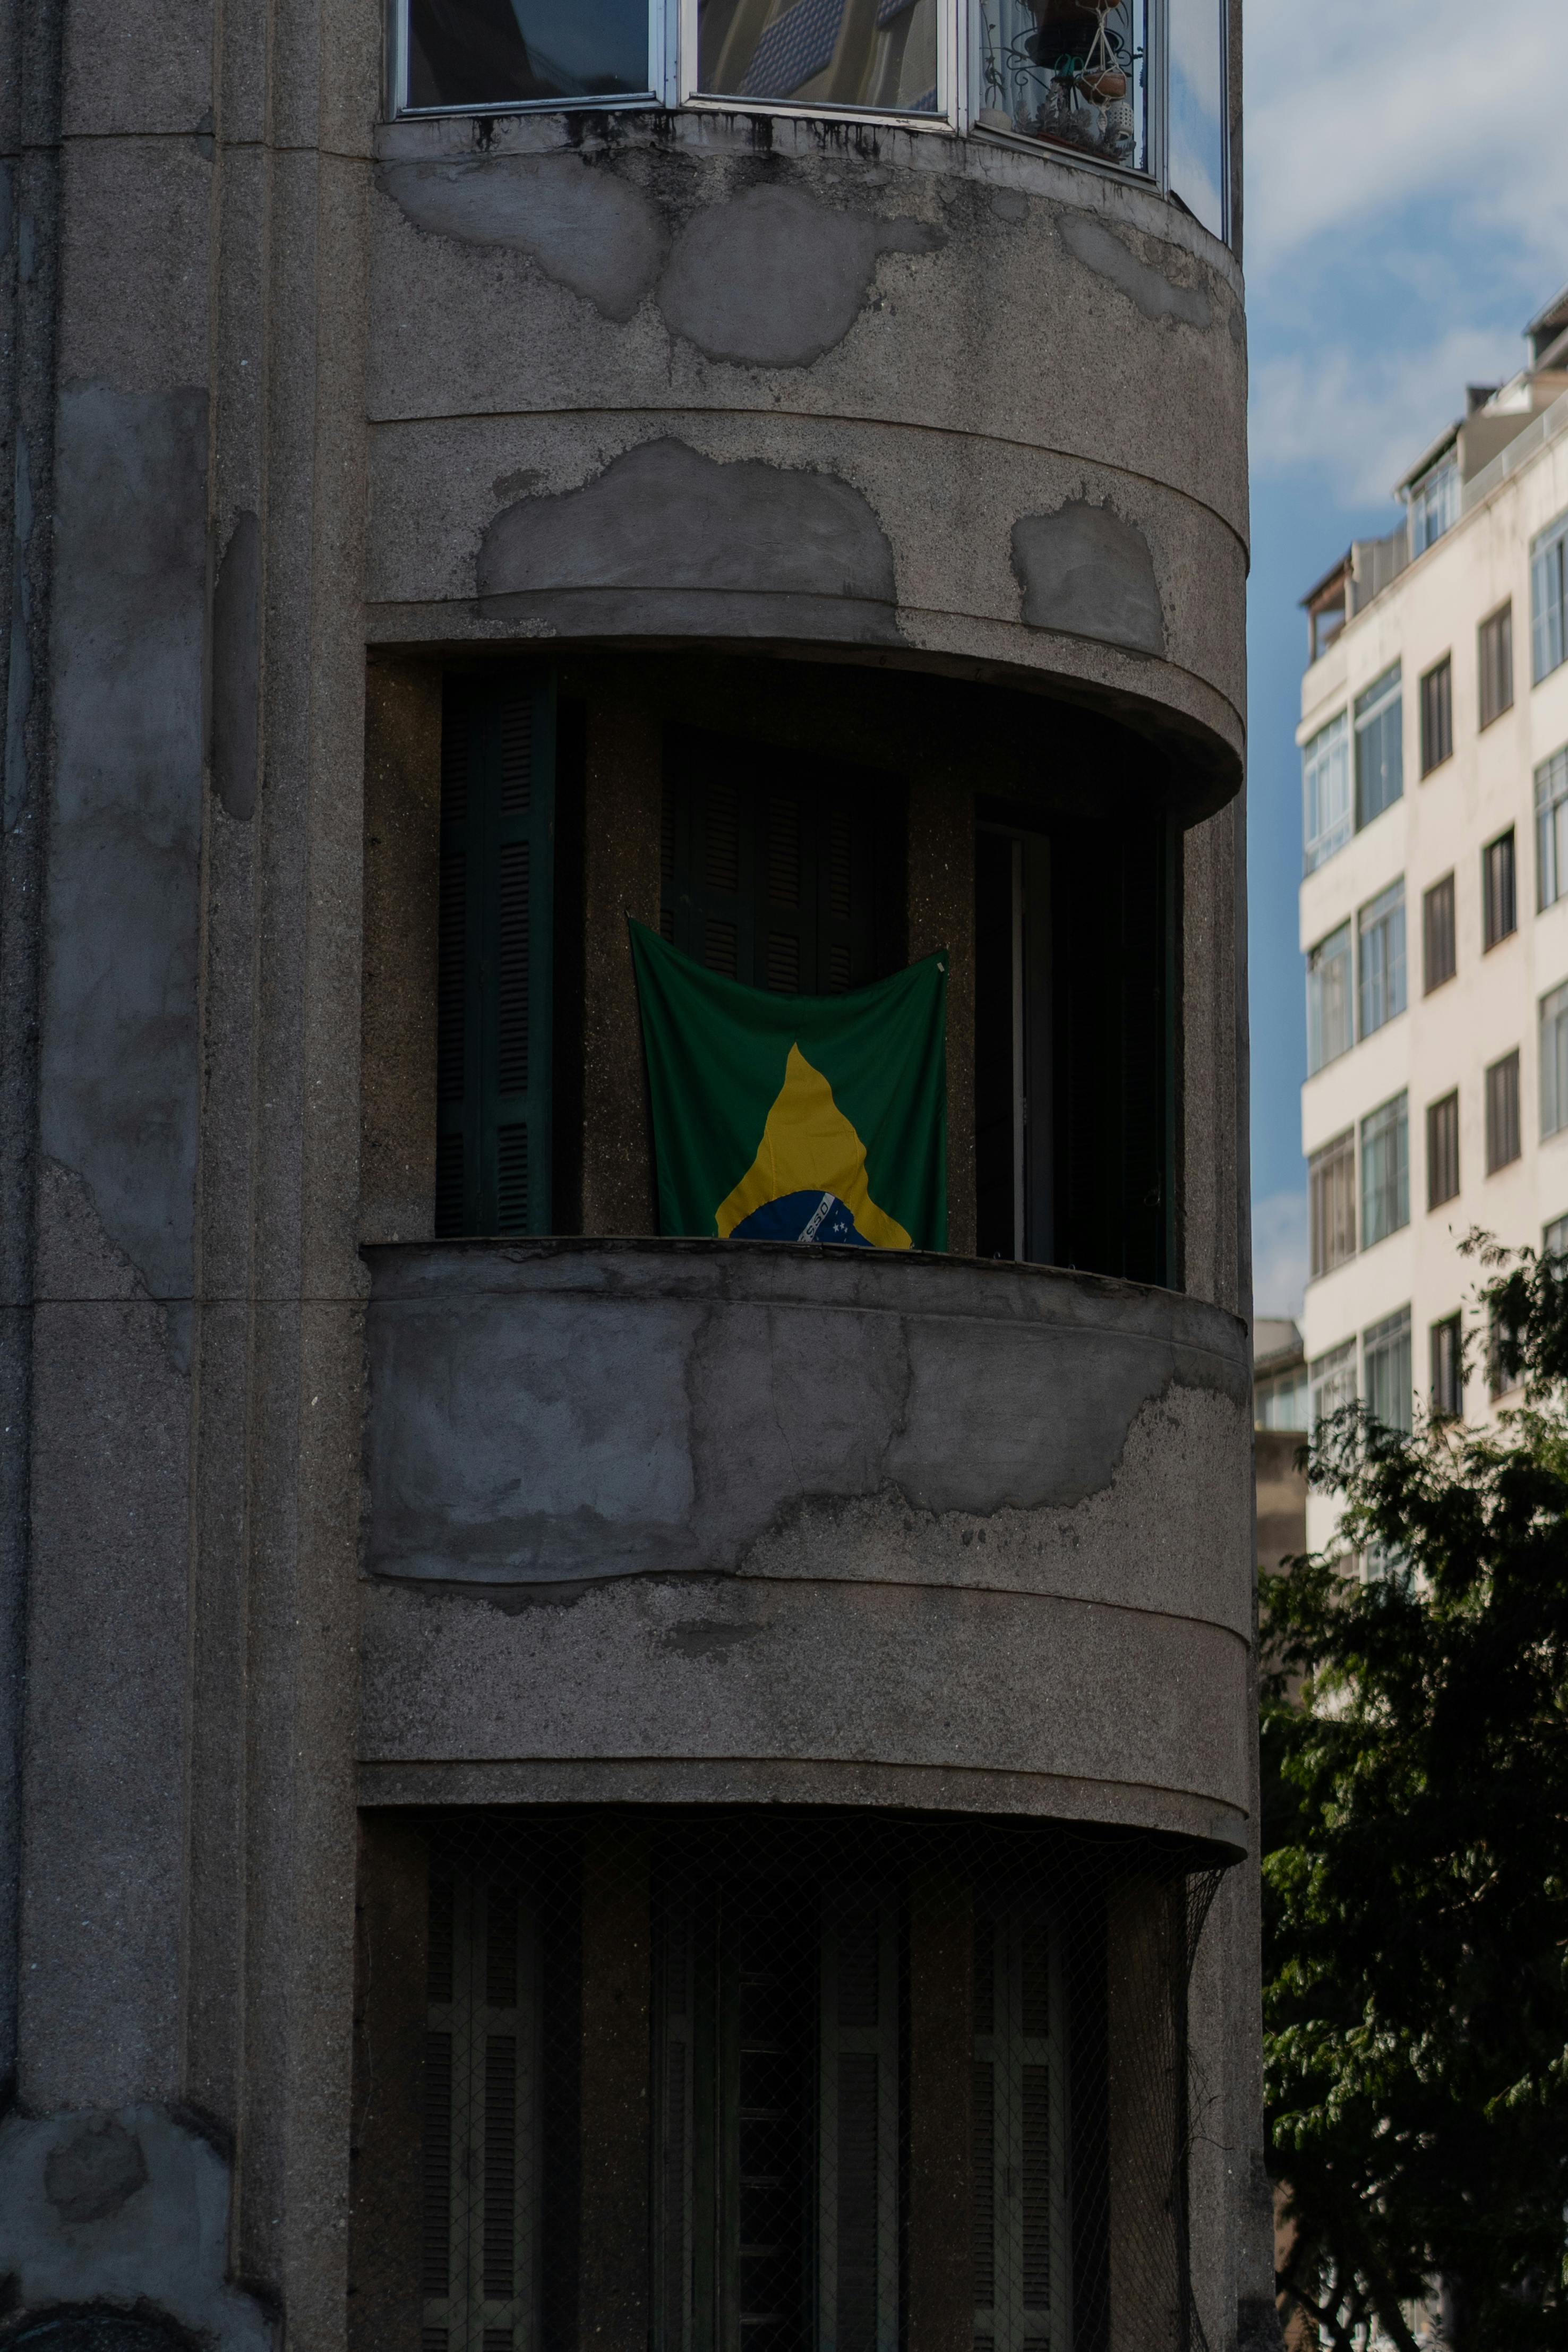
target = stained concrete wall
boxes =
[1,2,1264,2341]
[366,110,1247,797]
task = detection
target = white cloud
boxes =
[1252,1189,1308,1320]
[1246,0,1568,282]
[1249,321,1522,498]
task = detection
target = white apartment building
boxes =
[1297,280,1568,1554]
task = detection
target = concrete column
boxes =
[1105,1873,1186,2352]
[907,1866,974,2352]
[580,687,662,1236]
[578,1818,652,2350]
[360,659,443,1245]
[348,1818,429,2352]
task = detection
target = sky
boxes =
[1243,0,1568,1316]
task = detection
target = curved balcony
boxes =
[357,1239,1253,1850]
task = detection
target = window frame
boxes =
[1309,1337,1356,1433]
[1532,509,1568,688]
[1479,601,1514,730]
[1429,1312,1462,1421]
[1353,662,1404,832]
[1305,919,1352,1075]
[1362,1304,1412,1434]
[1359,1089,1409,1250]
[1425,1088,1459,1211]
[1483,827,1517,952]
[680,0,961,134]
[1418,654,1452,776]
[1302,709,1351,875]
[1357,877,1407,1041]
[1308,1127,1356,1279]
[1408,459,1458,557]
[1485,1047,1521,1175]
[1541,979,1568,1143]
[392,0,673,117]
[1421,871,1456,994]
[1537,745,1568,913]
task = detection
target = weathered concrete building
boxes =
[0,0,1266,2344]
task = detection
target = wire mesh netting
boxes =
[409,1806,1225,2352]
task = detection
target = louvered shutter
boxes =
[662,731,890,996]
[818,1887,901,2352]
[435,673,555,1235]
[972,1906,1070,2352]
[422,1865,542,2352]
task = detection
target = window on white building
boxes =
[1360,1091,1409,1248]
[1546,1213,1568,1260]
[1485,1049,1521,1174]
[1358,880,1406,1039]
[1303,711,1351,874]
[1541,980,1568,1142]
[1426,1089,1459,1210]
[1532,510,1568,687]
[1429,1312,1462,1421]
[1423,873,1456,993]
[705,0,943,113]
[1309,1338,1356,1434]
[1363,1306,1412,1433]
[1306,921,1352,1075]
[1309,1130,1356,1279]
[1408,458,1458,557]
[1537,746,1568,912]
[1353,665,1403,829]
[1256,1365,1308,1431]
[1483,829,1517,951]
[1479,602,1514,729]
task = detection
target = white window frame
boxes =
[1532,509,1568,688]
[1407,457,1458,557]
[681,0,961,133]
[1309,1337,1356,1433]
[1303,709,1351,875]
[390,0,673,116]
[1538,746,1568,913]
[1541,979,1568,1143]
[1305,919,1352,1076]
[1357,878,1407,1041]
[1362,1304,1412,1434]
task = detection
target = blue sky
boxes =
[1243,0,1568,1314]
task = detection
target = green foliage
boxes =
[1262,1238,1568,2351]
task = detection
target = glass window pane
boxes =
[973,0,1147,167]
[1358,880,1406,1040]
[1360,1091,1409,1248]
[1532,515,1568,686]
[1353,663,1403,829]
[406,0,653,108]
[1306,922,1351,1076]
[702,0,943,113]
[1541,982,1568,1141]
[1166,0,1225,238]
[1537,748,1568,912]
[1309,1338,1356,1432]
[1363,1306,1411,1434]
[1303,711,1350,874]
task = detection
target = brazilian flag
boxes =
[629,921,947,1251]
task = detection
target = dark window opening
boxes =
[1419,656,1452,775]
[1422,873,1456,993]
[1486,1050,1521,1174]
[661,728,905,998]
[1479,602,1514,730]
[1430,1313,1463,1420]
[1483,828,1517,950]
[1426,1091,1460,1211]
[375,1808,1225,2352]
[436,671,557,1237]
[973,810,1178,1288]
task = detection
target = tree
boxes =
[1263,1237,1568,2352]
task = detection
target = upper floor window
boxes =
[1363,1304,1412,1432]
[1483,828,1517,951]
[1542,979,1568,1143]
[1306,920,1352,1075]
[1486,1048,1521,1174]
[392,0,1231,235]
[1360,1090,1409,1248]
[1422,872,1455,993]
[1303,710,1351,874]
[1419,655,1452,775]
[1408,458,1459,557]
[1310,1337,1356,1429]
[1357,878,1406,1039]
[1539,742,1568,911]
[1479,601,1514,729]
[1353,663,1403,829]
[405,0,657,112]
[704,0,942,114]
[1533,510,1568,686]
[1309,1130,1356,1279]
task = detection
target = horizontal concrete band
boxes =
[356,1756,1251,1861]
[358,1565,1253,1820]
[362,1237,1252,1614]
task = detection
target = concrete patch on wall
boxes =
[658,184,943,365]
[0,2106,272,2352]
[1057,213,1210,330]
[1012,498,1166,656]
[378,155,666,322]
[42,383,207,1302]
[477,438,900,642]
[362,1244,1246,1593]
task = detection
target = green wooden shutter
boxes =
[662,730,891,996]
[435,672,555,1236]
